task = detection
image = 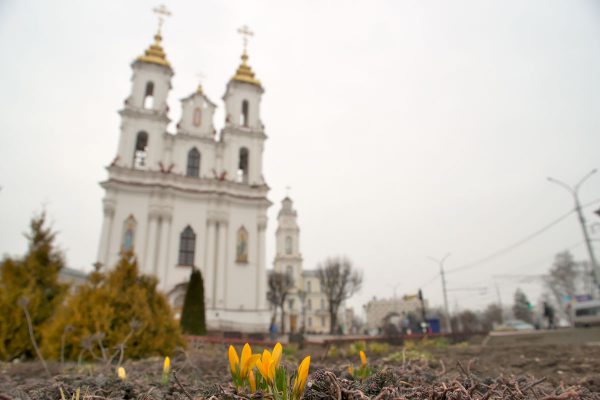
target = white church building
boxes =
[95,23,271,332]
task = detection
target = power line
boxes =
[446,198,600,275]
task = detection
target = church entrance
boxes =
[290,315,298,333]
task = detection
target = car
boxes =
[494,319,535,331]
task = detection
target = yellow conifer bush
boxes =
[43,253,184,360]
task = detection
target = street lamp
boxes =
[428,253,452,334]
[298,290,307,334]
[548,169,600,291]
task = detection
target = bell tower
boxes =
[115,5,173,170]
[273,196,303,285]
[221,26,266,186]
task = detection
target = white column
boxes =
[256,217,267,309]
[160,213,173,292]
[204,219,217,308]
[215,220,228,308]
[143,214,159,275]
[97,200,115,267]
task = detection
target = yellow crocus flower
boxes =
[348,366,354,376]
[293,356,311,398]
[228,345,240,376]
[117,366,127,381]
[272,342,282,368]
[239,343,261,379]
[359,350,367,367]
[248,369,257,393]
[163,356,171,374]
[256,349,274,383]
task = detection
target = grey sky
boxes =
[1,0,600,315]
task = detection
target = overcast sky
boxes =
[1,0,600,316]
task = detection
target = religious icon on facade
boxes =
[236,226,248,263]
[121,215,136,253]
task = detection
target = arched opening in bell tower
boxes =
[237,147,249,183]
[143,81,154,109]
[133,131,149,168]
[240,100,249,127]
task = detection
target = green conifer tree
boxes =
[179,268,206,335]
[43,252,184,360]
[0,212,68,360]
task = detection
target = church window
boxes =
[143,81,154,109]
[285,236,293,254]
[193,107,202,127]
[121,215,136,253]
[308,317,312,327]
[307,281,312,293]
[320,298,325,310]
[321,316,326,326]
[178,225,196,266]
[186,147,201,177]
[237,147,249,183]
[307,298,312,311]
[288,299,295,311]
[286,265,293,277]
[236,226,248,263]
[133,131,148,168]
[241,100,249,127]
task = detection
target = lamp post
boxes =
[548,169,600,291]
[428,253,452,334]
[298,290,307,334]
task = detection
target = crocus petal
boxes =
[256,357,269,382]
[272,342,283,367]
[117,366,127,381]
[249,370,256,393]
[296,356,311,394]
[359,351,367,367]
[240,343,252,377]
[228,345,240,376]
[163,356,170,374]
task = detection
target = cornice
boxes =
[119,107,171,124]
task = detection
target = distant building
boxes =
[364,295,427,332]
[270,197,346,334]
[58,267,88,290]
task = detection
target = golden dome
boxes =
[137,33,170,68]
[231,52,261,87]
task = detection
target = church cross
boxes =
[237,25,254,52]
[153,4,172,33]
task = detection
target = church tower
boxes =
[273,197,303,283]
[96,14,271,332]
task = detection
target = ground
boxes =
[1,338,600,399]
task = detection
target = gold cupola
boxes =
[137,32,171,68]
[231,50,261,87]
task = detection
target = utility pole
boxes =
[428,253,452,334]
[548,169,600,293]
[495,282,504,324]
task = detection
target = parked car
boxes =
[494,319,535,331]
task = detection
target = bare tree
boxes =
[267,272,294,334]
[544,251,582,321]
[513,288,533,323]
[317,257,363,334]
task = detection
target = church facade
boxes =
[96,27,271,332]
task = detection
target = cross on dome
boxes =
[237,25,254,54]
[153,4,171,34]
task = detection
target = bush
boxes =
[0,213,68,360]
[43,253,184,360]
[180,268,206,335]
[367,342,390,355]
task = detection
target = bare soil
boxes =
[1,342,599,399]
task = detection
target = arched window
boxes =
[178,225,196,266]
[307,280,312,293]
[237,147,249,183]
[285,236,293,255]
[286,265,293,276]
[240,100,249,127]
[307,299,312,311]
[121,215,136,253]
[186,147,200,177]
[236,226,248,263]
[193,107,202,127]
[133,131,148,168]
[143,81,154,109]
